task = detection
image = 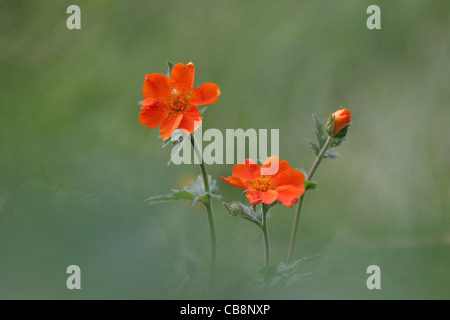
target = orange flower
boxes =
[222,156,306,208]
[139,62,221,140]
[332,108,351,134]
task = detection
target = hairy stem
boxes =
[261,203,271,267]
[190,134,216,293]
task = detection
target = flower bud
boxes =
[326,108,351,138]
[223,202,241,217]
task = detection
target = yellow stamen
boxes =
[168,91,190,114]
[250,176,275,192]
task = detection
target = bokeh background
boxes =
[1,0,449,299]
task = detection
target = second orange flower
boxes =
[222,156,306,208]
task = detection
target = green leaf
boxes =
[146,174,221,207]
[325,114,335,137]
[333,122,351,139]
[283,254,320,273]
[312,114,327,148]
[257,255,320,290]
[313,114,325,139]
[209,176,221,198]
[304,180,318,191]
[184,174,221,205]
[145,190,197,205]
[306,139,320,156]
[325,113,351,139]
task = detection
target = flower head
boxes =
[331,108,351,134]
[139,62,221,140]
[221,156,306,208]
[325,108,351,139]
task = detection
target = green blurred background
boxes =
[1,0,449,299]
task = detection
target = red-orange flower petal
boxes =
[178,105,202,134]
[246,188,278,205]
[171,62,195,94]
[143,73,172,102]
[261,156,291,176]
[141,97,157,105]
[273,169,305,187]
[221,176,246,189]
[159,113,183,141]
[332,108,351,134]
[232,159,261,183]
[260,189,278,204]
[191,83,221,106]
[246,188,261,205]
[139,101,168,129]
[275,185,305,208]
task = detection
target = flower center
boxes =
[168,89,190,114]
[250,176,275,192]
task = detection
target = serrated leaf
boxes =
[281,255,320,275]
[307,139,320,156]
[312,114,327,148]
[184,175,209,205]
[257,255,320,291]
[241,205,260,224]
[315,132,326,150]
[312,114,325,138]
[184,174,221,204]
[207,176,221,199]
[304,180,318,191]
[145,190,196,205]
[146,174,220,207]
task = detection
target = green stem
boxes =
[286,136,333,264]
[307,136,333,181]
[261,203,270,267]
[190,134,216,293]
